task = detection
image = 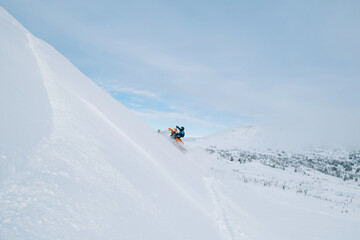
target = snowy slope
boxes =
[187,128,360,240]
[0,7,221,240]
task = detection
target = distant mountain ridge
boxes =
[189,126,261,149]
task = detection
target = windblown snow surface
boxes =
[1,7,360,240]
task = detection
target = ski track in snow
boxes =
[204,177,235,240]
[204,177,251,240]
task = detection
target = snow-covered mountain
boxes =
[188,126,261,149]
[1,6,360,240]
[0,7,220,240]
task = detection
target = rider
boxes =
[176,126,185,139]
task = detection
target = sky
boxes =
[1,0,360,146]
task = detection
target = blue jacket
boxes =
[176,126,185,137]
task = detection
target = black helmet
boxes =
[181,126,184,131]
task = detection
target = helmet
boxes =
[180,127,184,131]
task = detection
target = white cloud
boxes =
[111,87,158,98]
[123,46,214,75]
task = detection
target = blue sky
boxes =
[1,0,360,145]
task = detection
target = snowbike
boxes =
[167,128,186,152]
[168,127,184,144]
[157,128,186,152]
